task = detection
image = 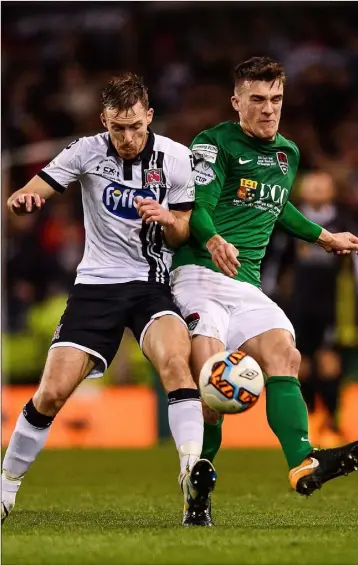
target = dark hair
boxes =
[234,56,286,88]
[101,72,149,111]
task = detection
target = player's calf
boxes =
[1,398,54,523]
[1,348,94,522]
[142,314,205,498]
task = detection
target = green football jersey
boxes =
[172,121,300,287]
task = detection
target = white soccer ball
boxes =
[199,350,264,414]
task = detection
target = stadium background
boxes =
[2,1,358,449]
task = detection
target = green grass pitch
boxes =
[2,445,358,565]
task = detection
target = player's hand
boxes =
[8,193,45,216]
[206,235,240,277]
[134,197,175,226]
[318,229,358,255]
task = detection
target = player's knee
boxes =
[33,385,69,417]
[159,353,195,392]
[263,346,301,377]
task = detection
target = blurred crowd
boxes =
[2,2,358,442]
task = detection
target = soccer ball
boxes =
[199,350,264,414]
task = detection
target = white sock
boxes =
[2,411,51,496]
[168,389,203,484]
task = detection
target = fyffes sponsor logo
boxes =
[103,182,159,219]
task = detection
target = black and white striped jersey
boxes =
[39,130,195,285]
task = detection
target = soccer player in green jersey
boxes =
[171,57,358,526]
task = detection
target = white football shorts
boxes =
[171,264,295,349]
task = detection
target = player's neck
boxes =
[239,122,275,142]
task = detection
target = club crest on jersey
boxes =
[144,168,165,188]
[185,312,200,332]
[237,178,258,201]
[52,324,63,341]
[276,152,288,175]
[103,182,159,219]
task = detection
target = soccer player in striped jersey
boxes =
[2,73,216,526]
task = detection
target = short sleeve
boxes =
[38,138,84,193]
[167,147,195,211]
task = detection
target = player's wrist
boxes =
[206,234,225,254]
[163,211,176,227]
[316,228,334,249]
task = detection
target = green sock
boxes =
[266,376,313,469]
[201,418,223,463]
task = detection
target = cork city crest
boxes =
[276,152,288,175]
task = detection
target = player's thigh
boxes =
[49,283,127,378]
[143,314,194,391]
[171,265,231,345]
[129,282,193,392]
[227,283,298,376]
[240,329,300,377]
[171,266,228,422]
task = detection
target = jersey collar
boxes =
[106,129,155,162]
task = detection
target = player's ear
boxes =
[231,96,240,113]
[147,108,154,126]
[100,113,107,129]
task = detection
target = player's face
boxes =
[231,79,283,141]
[101,102,154,160]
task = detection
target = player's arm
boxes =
[7,177,55,215]
[277,201,358,254]
[190,133,240,277]
[7,138,83,216]
[135,148,195,249]
[163,148,195,248]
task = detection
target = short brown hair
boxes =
[101,72,149,111]
[234,56,286,88]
